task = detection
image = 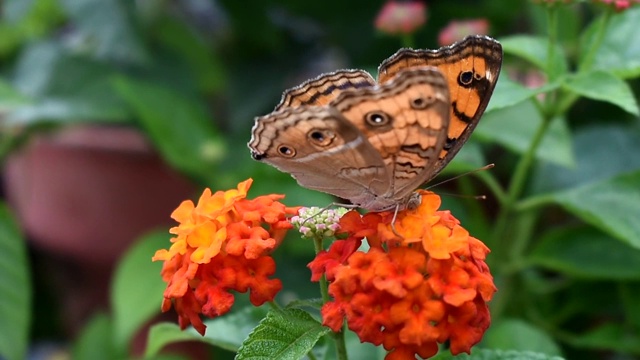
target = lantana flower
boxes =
[309,190,496,359]
[375,0,427,35]
[438,19,490,46]
[152,179,298,335]
[594,0,640,11]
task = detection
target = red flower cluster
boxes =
[309,191,496,359]
[152,179,298,335]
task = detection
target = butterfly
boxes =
[248,35,502,211]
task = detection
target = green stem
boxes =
[554,7,614,115]
[545,5,560,84]
[490,116,550,256]
[313,236,348,360]
[401,33,415,48]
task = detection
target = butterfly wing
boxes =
[378,35,503,179]
[248,105,392,208]
[275,69,376,110]
[331,67,451,203]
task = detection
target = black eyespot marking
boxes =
[308,129,335,146]
[410,95,434,110]
[365,111,391,127]
[459,70,474,87]
[277,144,296,158]
[474,72,484,81]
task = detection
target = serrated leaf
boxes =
[477,100,574,167]
[500,35,568,75]
[549,170,640,248]
[71,313,119,360]
[236,308,330,360]
[530,227,640,279]
[112,76,223,183]
[581,8,640,78]
[482,319,562,356]
[111,231,168,349]
[563,70,639,116]
[0,203,30,360]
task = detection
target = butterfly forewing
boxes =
[378,35,502,177]
[275,70,376,111]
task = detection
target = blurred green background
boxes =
[2,0,640,359]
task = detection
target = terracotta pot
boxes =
[3,125,196,266]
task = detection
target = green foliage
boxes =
[0,203,30,360]
[2,0,640,359]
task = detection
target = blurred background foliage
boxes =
[1,0,640,359]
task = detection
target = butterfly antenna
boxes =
[425,163,495,190]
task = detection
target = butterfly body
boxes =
[249,35,502,211]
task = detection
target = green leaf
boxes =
[60,0,148,64]
[202,306,269,352]
[435,349,565,360]
[146,323,214,357]
[482,319,562,356]
[486,76,560,113]
[530,226,640,279]
[236,308,330,360]
[549,170,640,248]
[71,313,119,360]
[8,41,130,125]
[581,8,640,78]
[145,306,268,357]
[567,323,640,353]
[500,35,568,75]
[111,231,168,349]
[0,77,30,112]
[530,123,640,193]
[0,203,30,360]
[112,76,224,183]
[563,70,639,116]
[477,100,574,167]
[155,18,226,93]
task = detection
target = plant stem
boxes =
[401,33,415,48]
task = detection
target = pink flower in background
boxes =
[438,19,489,46]
[375,0,427,35]
[595,0,640,11]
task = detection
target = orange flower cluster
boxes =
[309,190,496,359]
[152,179,297,335]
